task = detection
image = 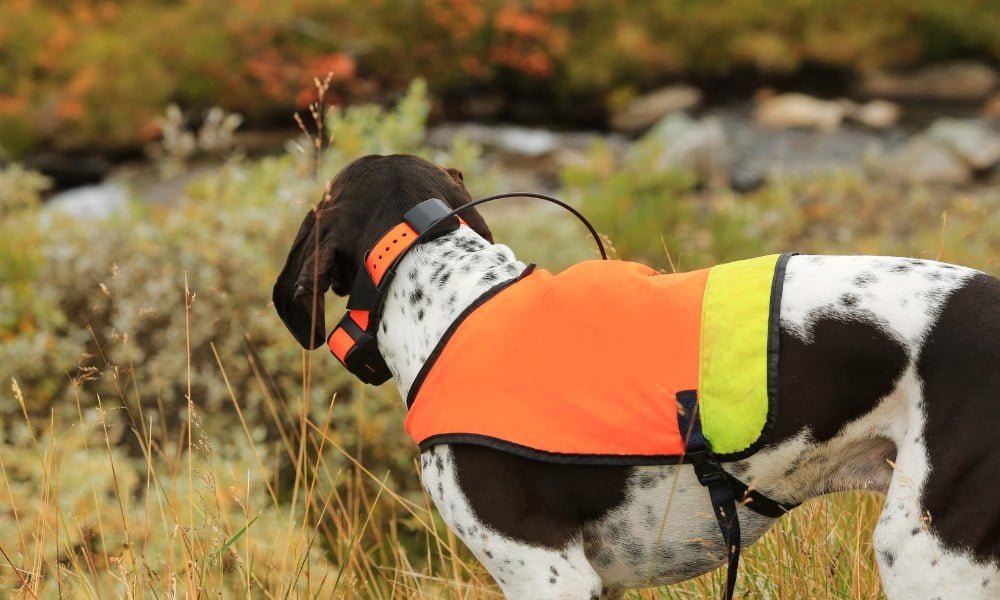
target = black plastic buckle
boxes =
[342,334,392,385]
[690,451,727,488]
[346,267,384,312]
[331,314,392,385]
[403,198,459,238]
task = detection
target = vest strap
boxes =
[690,450,741,600]
[725,473,800,519]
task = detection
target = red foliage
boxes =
[296,54,357,108]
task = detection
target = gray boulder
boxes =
[886,137,972,185]
[641,113,729,187]
[926,118,1000,170]
[610,85,702,133]
[856,61,998,102]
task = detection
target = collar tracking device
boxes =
[326,193,608,384]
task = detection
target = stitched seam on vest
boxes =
[405,266,536,409]
[417,434,692,466]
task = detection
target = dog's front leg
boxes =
[420,445,605,599]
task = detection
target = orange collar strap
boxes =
[327,198,463,384]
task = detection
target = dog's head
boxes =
[272,154,494,349]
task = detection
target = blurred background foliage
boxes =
[3,0,1000,156]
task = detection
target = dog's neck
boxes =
[375,226,528,401]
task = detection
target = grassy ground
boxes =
[1,85,996,598]
[3,372,887,599]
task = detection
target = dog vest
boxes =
[405,253,792,463]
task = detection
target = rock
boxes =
[856,61,999,102]
[885,118,1000,184]
[426,123,559,157]
[610,85,702,133]
[42,181,129,222]
[755,93,850,132]
[926,118,1000,170]
[642,113,729,187]
[848,100,901,129]
[886,136,971,185]
[722,109,897,186]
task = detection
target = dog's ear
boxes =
[272,208,352,349]
[442,166,494,243]
[445,167,464,183]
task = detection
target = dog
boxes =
[273,154,1000,599]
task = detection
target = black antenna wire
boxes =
[410,192,608,260]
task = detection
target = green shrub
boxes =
[562,139,1000,274]
[0,81,484,435]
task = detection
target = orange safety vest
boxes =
[405,254,791,464]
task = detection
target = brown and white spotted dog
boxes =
[273,154,1000,599]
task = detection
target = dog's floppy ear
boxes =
[272,209,342,349]
[443,167,494,243]
[445,167,464,183]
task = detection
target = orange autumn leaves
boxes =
[427,0,576,79]
[247,50,356,108]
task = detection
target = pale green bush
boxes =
[0,163,51,218]
[0,81,491,444]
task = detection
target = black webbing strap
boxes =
[676,390,801,599]
[677,390,740,600]
[691,451,741,600]
[726,472,800,518]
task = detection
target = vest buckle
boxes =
[690,451,727,487]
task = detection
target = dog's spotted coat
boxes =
[374,226,1000,599]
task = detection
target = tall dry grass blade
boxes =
[0,455,30,569]
[283,480,339,600]
[937,210,949,261]
[70,380,109,596]
[329,472,392,599]
[0,542,34,599]
[660,234,679,273]
[96,393,140,588]
[210,342,281,510]
[183,271,195,594]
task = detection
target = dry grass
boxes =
[2,357,888,599]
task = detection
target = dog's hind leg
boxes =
[875,460,1000,600]
[420,444,605,599]
[876,273,1000,599]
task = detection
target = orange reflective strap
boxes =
[327,327,355,361]
[364,218,467,285]
[349,309,370,331]
[365,223,418,286]
[327,310,371,360]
